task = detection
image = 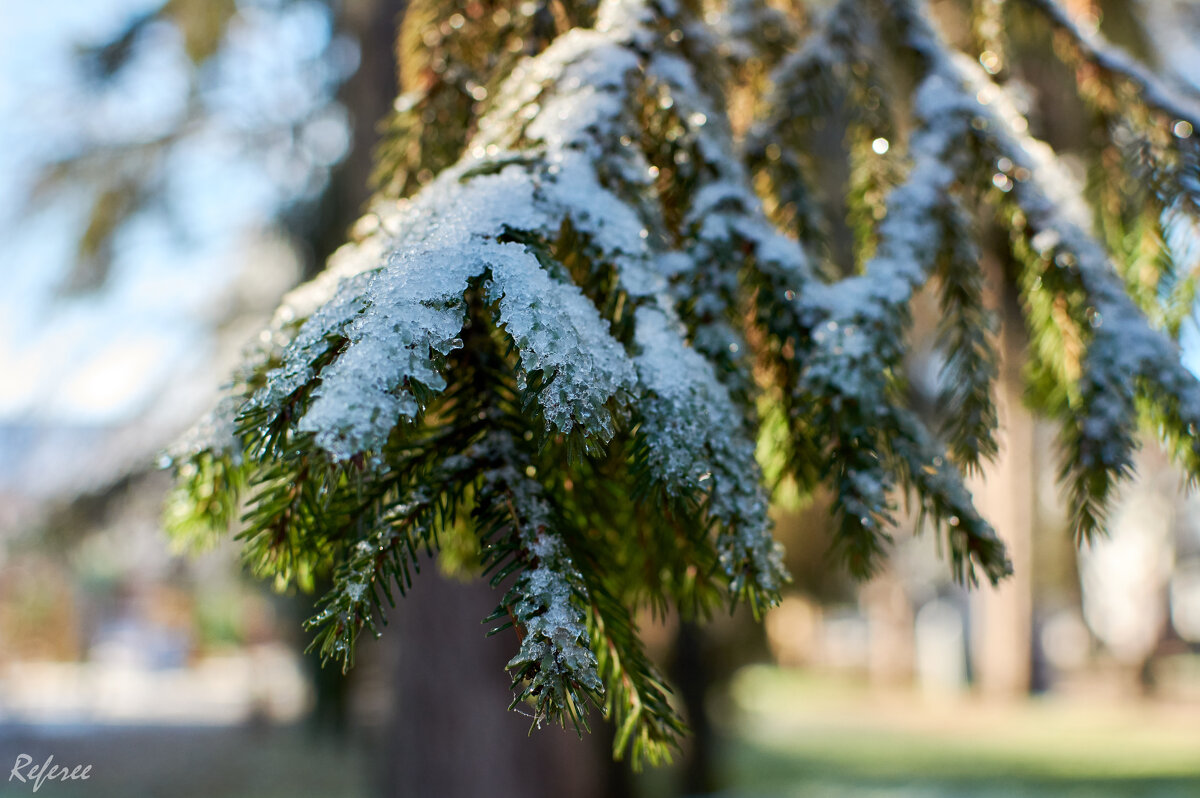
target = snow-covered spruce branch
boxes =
[1016,0,1200,336]
[891,0,1200,539]
[473,432,603,730]
[934,205,1001,473]
[736,0,1011,583]
[1018,0,1200,130]
[165,0,1200,762]
[744,0,886,259]
[474,429,685,764]
[377,0,604,199]
[715,0,799,72]
[169,0,792,764]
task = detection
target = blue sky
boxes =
[0,0,353,497]
[0,0,350,427]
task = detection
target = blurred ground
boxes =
[0,724,368,798]
[706,667,1200,798]
[2,666,1198,797]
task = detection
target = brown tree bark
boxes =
[303,0,407,274]
[968,259,1034,697]
[374,566,608,798]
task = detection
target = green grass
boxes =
[712,667,1200,798]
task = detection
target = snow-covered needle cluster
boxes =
[166,0,1200,764]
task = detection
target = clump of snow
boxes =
[486,242,635,439]
[633,306,785,591]
[476,433,602,699]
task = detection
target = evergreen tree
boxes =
[166,0,1200,766]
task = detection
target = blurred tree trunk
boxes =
[375,567,608,798]
[969,257,1034,697]
[670,620,716,795]
[303,0,407,274]
[863,570,915,687]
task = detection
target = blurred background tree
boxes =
[4,1,1200,797]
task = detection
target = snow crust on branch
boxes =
[208,0,794,689]
[474,432,603,711]
[1020,0,1200,129]
[633,306,785,591]
[743,0,1010,581]
[169,0,1200,757]
[894,0,1200,530]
